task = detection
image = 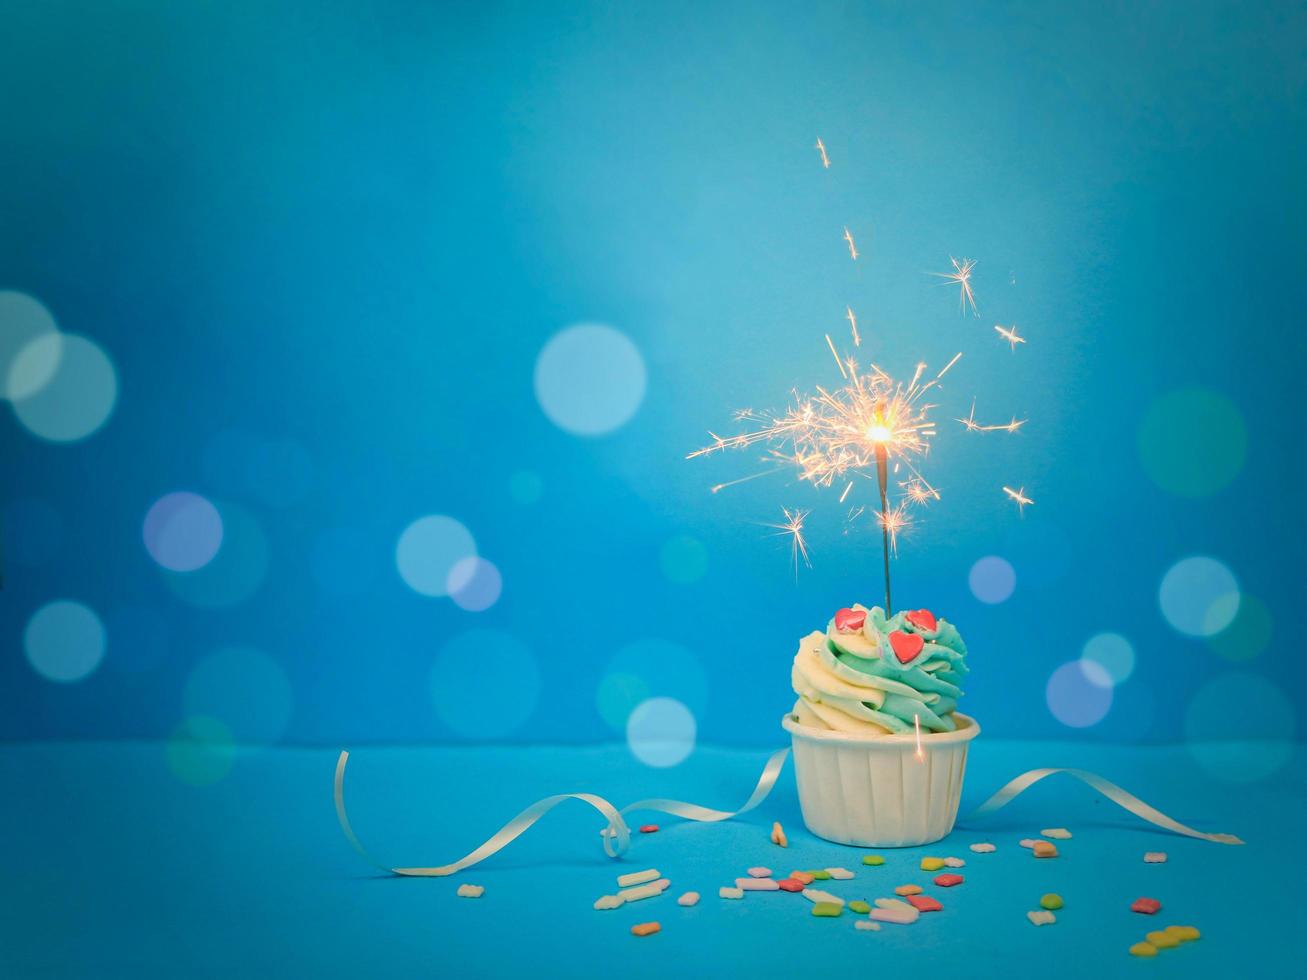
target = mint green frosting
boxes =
[791,604,969,735]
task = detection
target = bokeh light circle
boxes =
[597,639,707,732]
[3,497,63,566]
[968,556,1016,604]
[660,534,709,585]
[310,526,378,597]
[396,515,477,597]
[1159,556,1240,637]
[0,290,59,400]
[534,324,646,436]
[24,599,106,683]
[1138,388,1246,497]
[626,697,697,767]
[447,557,503,612]
[431,629,540,737]
[183,646,293,746]
[10,333,117,442]
[1046,660,1113,728]
[166,716,236,786]
[1185,672,1296,783]
[162,501,268,608]
[143,491,224,572]
[508,470,543,505]
[1080,632,1135,686]
[1206,594,1273,662]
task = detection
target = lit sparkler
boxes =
[846,306,860,346]
[994,323,1026,350]
[689,341,960,611]
[1003,485,1034,514]
[843,227,859,261]
[815,137,830,169]
[931,256,977,316]
[766,507,812,578]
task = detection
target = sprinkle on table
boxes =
[1040,894,1063,910]
[1041,828,1072,840]
[770,821,788,848]
[1144,851,1167,863]
[1131,897,1162,915]
[970,842,996,853]
[1027,910,1056,926]
[639,824,659,834]
[933,873,964,887]
[456,884,484,899]
[1032,841,1058,858]
[862,855,885,866]
[631,922,661,938]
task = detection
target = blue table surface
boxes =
[2,737,1303,978]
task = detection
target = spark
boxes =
[843,227,859,261]
[902,478,940,506]
[956,399,1026,433]
[839,481,854,503]
[846,306,861,347]
[815,137,830,169]
[766,506,812,577]
[930,256,977,316]
[994,323,1026,350]
[1003,485,1034,514]
[875,501,913,556]
[825,334,848,379]
[710,470,773,494]
[914,714,924,761]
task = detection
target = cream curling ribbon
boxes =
[334,748,1241,876]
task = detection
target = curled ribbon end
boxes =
[1211,833,1245,846]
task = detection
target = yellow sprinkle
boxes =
[1146,930,1180,949]
[862,855,885,866]
[1129,942,1158,958]
[920,857,947,871]
[1175,925,1201,941]
[1040,894,1063,910]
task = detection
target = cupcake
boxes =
[782,603,979,846]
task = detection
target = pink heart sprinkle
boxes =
[905,608,937,632]
[834,607,866,633]
[889,630,924,664]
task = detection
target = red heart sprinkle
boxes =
[834,607,867,633]
[889,630,924,663]
[905,608,937,632]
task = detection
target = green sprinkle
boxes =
[1040,893,1064,910]
[862,855,885,866]
[848,900,871,914]
[811,902,843,917]
[809,870,831,880]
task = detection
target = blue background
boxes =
[2,0,1304,753]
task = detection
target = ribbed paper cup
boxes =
[782,712,980,847]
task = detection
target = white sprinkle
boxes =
[618,883,665,903]
[870,899,919,924]
[1144,852,1168,864]
[825,867,855,880]
[719,886,744,900]
[970,842,997,853]
[1019,838,1038,848]
[456,884,484,899]
[617,868,660,888]
[801,888,845,906]
[855,920,882,931]
[1041,828,1072,840]
[652,878,671,891]
[1027,909,1056,926]
[944,857,965,868]
[677,891,700,907]
[748,866,772,878]
[593,894,624,911]
[735,877,779,891]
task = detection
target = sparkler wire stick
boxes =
[875,436,892,614]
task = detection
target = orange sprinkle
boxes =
[790,871,815,885]
[631,922,661,937]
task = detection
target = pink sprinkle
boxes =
[1131,897,1161,915]
[639,825,659,834]
[747,867,772,878]
[735,877,780,891]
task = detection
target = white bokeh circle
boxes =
[10,333,117,442]
[447,556,503,612]
[1046,660,1113,728]
[143,491,224,572]
[24,599,107,683]
[1080,632,1135,686]
[597,639,707,732]
[626,697,697,767]
[534,324,646,436]
[0,290,60,401]
[968,555,1016,604]
[1159,556,1240,637]
[396,515,477,597]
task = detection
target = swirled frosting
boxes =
[790,604,968,735]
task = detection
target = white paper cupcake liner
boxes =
[782,711,980,847]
